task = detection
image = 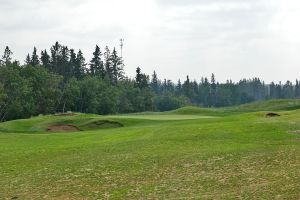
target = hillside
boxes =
[0,100,299,199]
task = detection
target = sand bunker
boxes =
[47,125,80,132]
[288,130,300,135]
[85,120,123,129]
[266,112,280,117]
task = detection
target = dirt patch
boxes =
[288,130,300,135]
[47,125,80,132]
[266,112,280,117]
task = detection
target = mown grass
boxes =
[0,100,299,199]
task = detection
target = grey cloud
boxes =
[155,0,275,44]
[0,0,299,83]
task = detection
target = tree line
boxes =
[0,42,299,121]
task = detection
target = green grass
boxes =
[0,99,300,199]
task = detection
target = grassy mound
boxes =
[169,106,224,116]
[0,114,125,133]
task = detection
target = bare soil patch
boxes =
[288,130,300,135]
[266,112,280,117]
[47,125,80,132]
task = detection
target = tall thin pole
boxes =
[120,39,124,58]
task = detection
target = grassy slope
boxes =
[170,99,300,115]
[0,100,300,199]
[229,99,300,112]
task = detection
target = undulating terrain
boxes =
[0,100,300,199]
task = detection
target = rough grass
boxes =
[229,99,300,112]
[0,100,300,199]
[170,99,300,116]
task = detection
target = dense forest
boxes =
[0,42,300,121]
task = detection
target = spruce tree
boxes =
[1,46,13,65]
[25,54,31,65]
[209,73,217,106]
[176,79,182,95]
[183,75,191,97]
[166,80,174,92]
[90,45,104,77]
[41,50,51,69]
[104,46,112,81]
[135,67,149,89]
[69,49,77,78]
[50,42,61,73]
[61,46,70,80]
[269,82,276,98]
[30,47,40,66]
[150,71,159,94]
[211,73,216,92]
[295,80,300,98]
[110,48,124,84]
[135,67,142,88]
[74,49,85,79]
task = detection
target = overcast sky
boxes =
[1,0,300,83]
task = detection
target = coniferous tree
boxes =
[166,80,174,92]
[183,75,191,98]
[282,81,294,98]
[41,50,51,69]
[1,46,13,66]
[269,82,276,99]
[191,80,198,102]
[150,71,159,94]
[30,47,40,66]
[276,82,282,98]
[295,80,300,98]
[200,77,210,106]
[104,46,112,81]
[176,79,182,95]
[50,42,70,78]
[50,42,61,73]
[74,49,86,79]
[135,67,142,88]
[135,67,149,89]
[209,73,217,106]
[90,45,104,77]
[110,48,124,84]
[162,79,167,92]
[25,54,31,65]
[61,46,70,80]
[69,49,77,78]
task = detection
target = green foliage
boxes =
[60,77,80,113]
[0,64,30,120]
[154,92,188,111]
[2,43,300,121]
